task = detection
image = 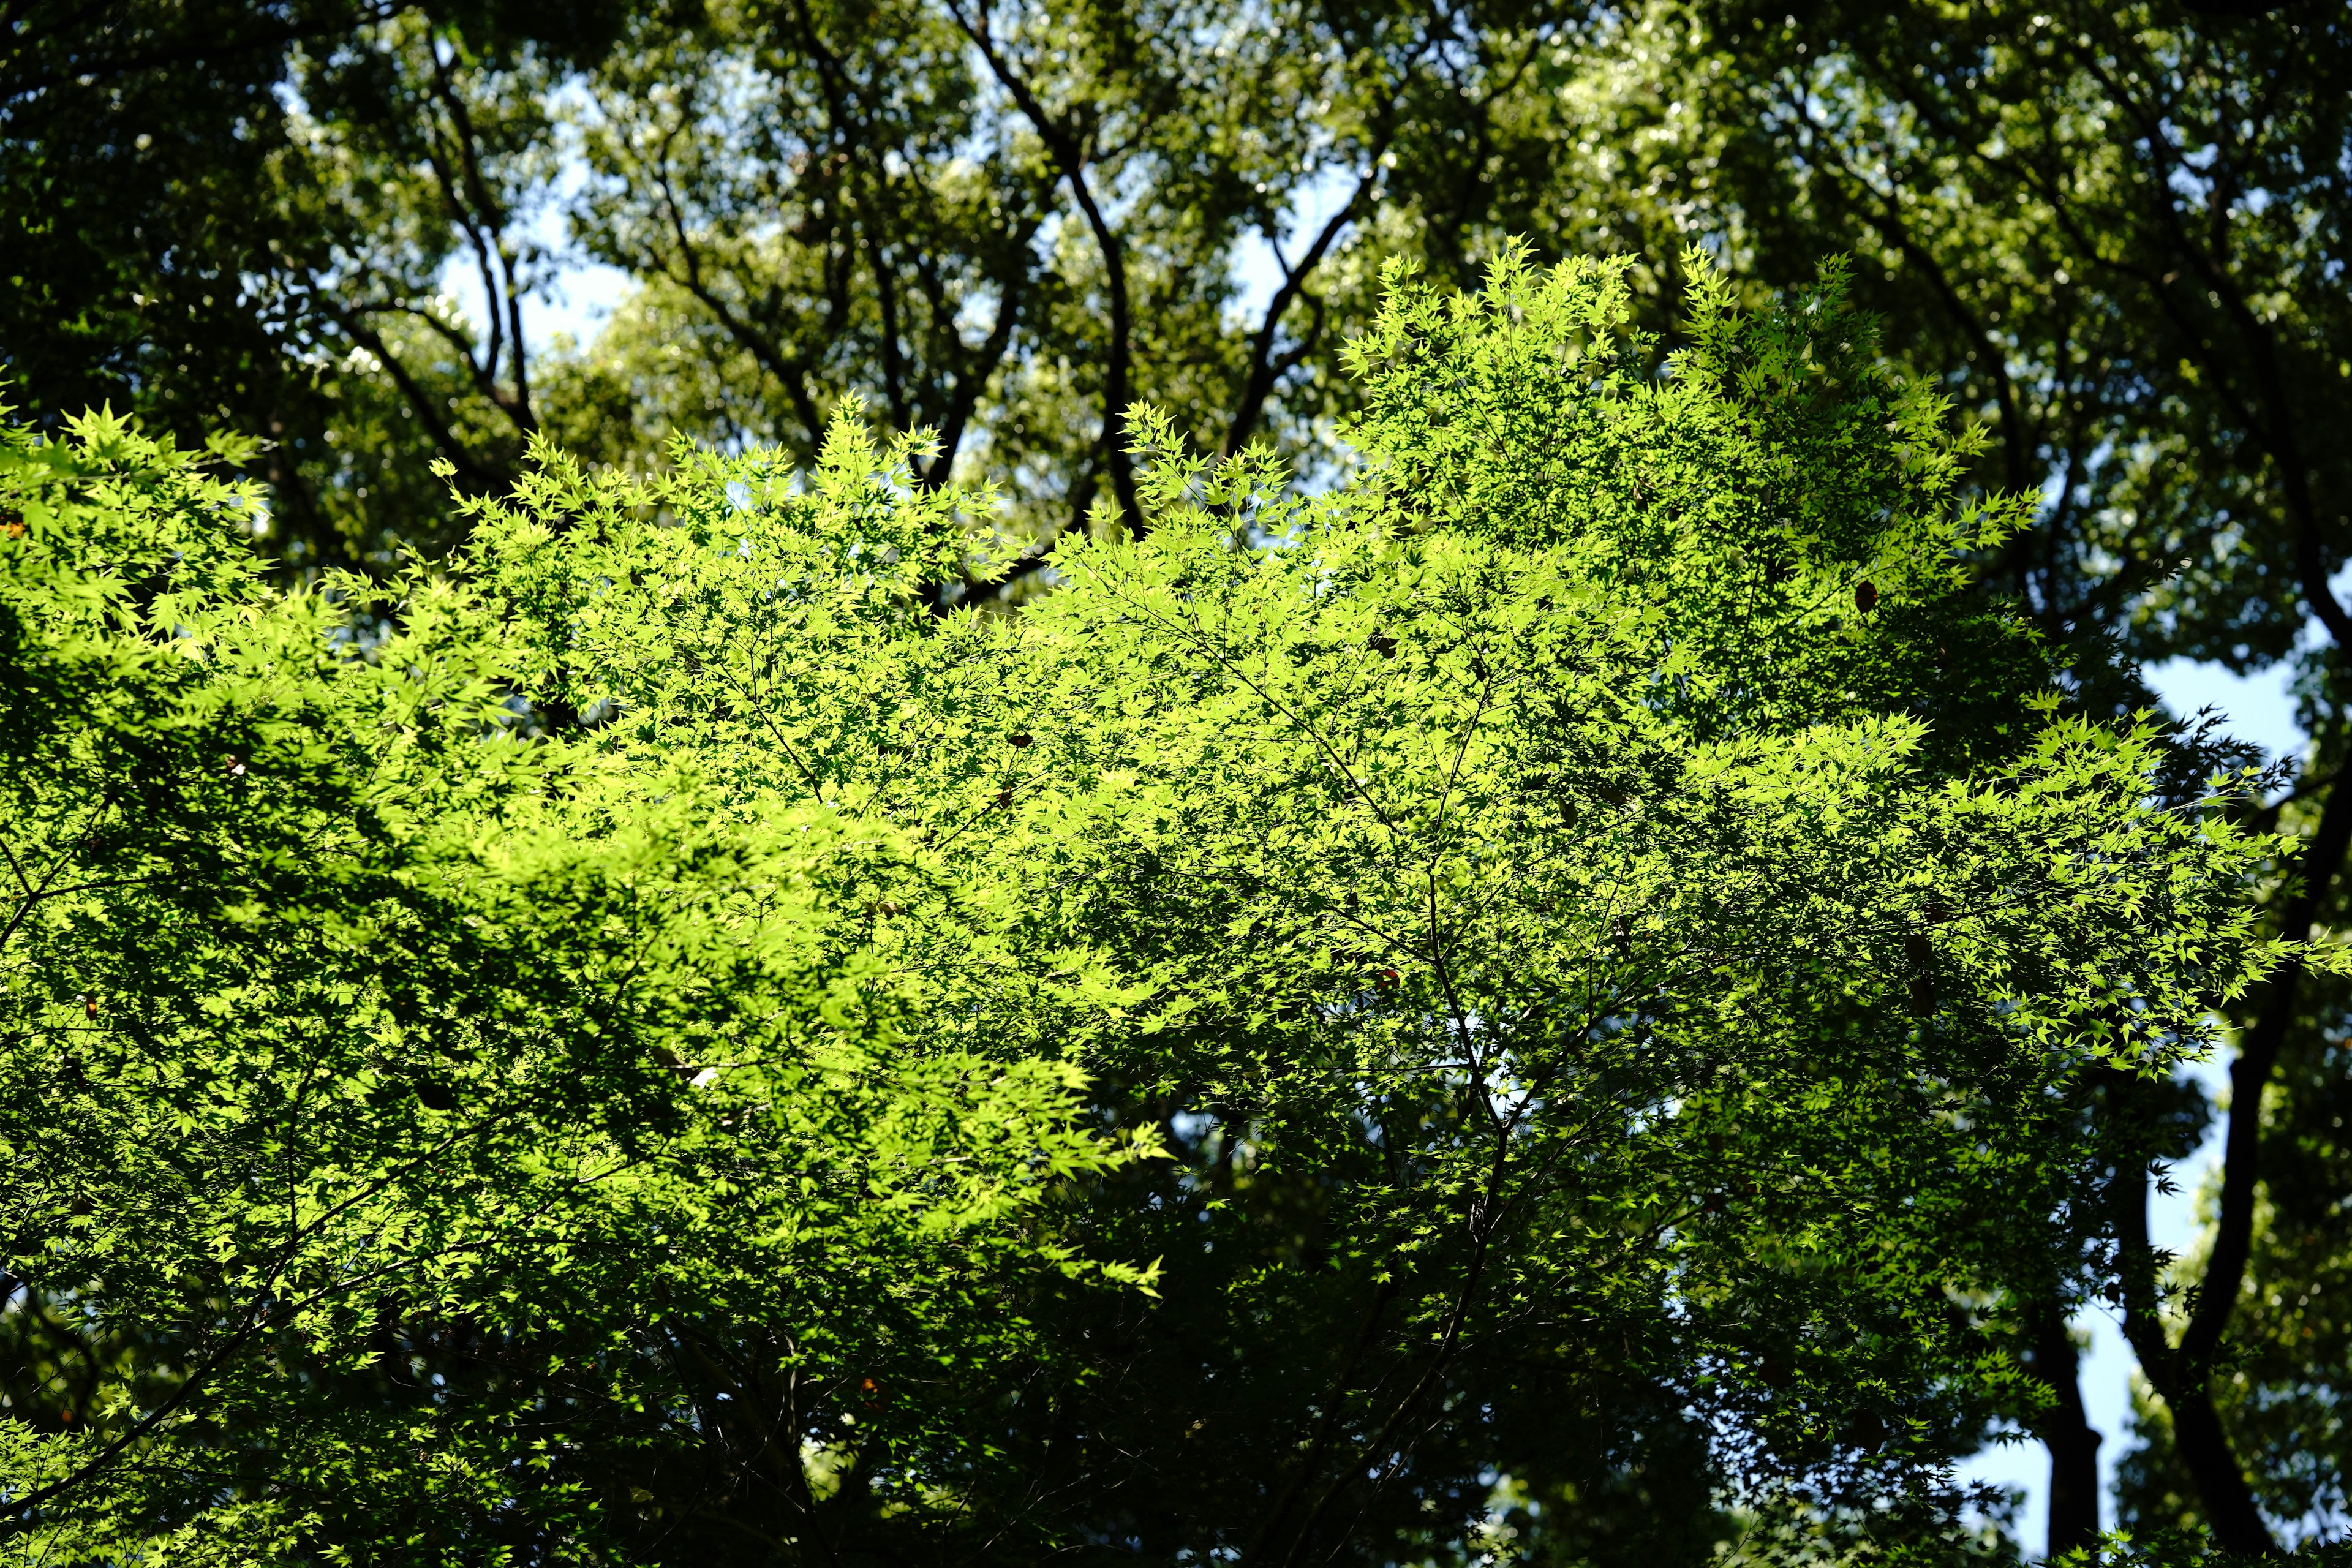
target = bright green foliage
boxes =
[14,2,2352,1550]
[1333,249,2050,756]
[0,406,1145,1559]
[428,252,2312,1561]
[0,251,2327,1562]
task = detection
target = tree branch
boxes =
[946,0,1139,530]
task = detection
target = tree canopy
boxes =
[8,0,2352,1556]
[6,245,2334,1562]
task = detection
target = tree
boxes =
[0,402,1148,1559]
[1628,5,2352,1551]
[16,0,2352,1549]
[6,0,1651,570]
[317,247,2300,1562]
[552,0,1591,548]
[0,0,649,565]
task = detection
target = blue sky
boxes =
[2144,658,2307,769]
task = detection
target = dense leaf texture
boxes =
[0,409,1143,1560]
[12,0,2352,1553]
[12,254,2304,1559]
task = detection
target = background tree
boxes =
[1643,5,2352,1552]
[7,0,1630,567]
[0,0,638,564]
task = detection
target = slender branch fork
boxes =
[942,0,1140,529]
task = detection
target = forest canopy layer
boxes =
[7,0,2352,1557]
[1,248,2333,1564]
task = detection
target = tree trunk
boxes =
[2111,1112,2278,1555]
[2029,1306,2103,1561]
[2166,1382,2277,1557]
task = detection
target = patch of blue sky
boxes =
[2143,657,2306,769]
[431,79,631,359]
